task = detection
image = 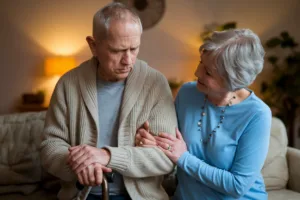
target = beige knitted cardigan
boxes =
[40,57,177,200]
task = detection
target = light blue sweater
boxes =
[173,82,271,200]
[90,78,126,196]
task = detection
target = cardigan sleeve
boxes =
[176,109,272,198]
[105,73,178,177]
[40,77,76,182]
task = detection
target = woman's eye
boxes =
[205,69,212,76]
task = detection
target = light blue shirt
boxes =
[90,77,126,196]
[173,82,271,200]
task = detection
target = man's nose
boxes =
[121,50,132,65]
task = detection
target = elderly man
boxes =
[40,2,177,200]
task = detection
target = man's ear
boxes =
[86,36,97,56]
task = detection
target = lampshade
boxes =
[44,57,76,76]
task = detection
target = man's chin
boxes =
[116,73,130,81]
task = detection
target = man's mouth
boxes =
[118,68,131,73]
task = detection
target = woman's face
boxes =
[194,52,228,96]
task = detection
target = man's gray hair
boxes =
[200,29,265,91]
[93,2,143,40]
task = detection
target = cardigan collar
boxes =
[77,57,148,132]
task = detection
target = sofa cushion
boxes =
[0,189,57,200]
[268,189,300,200]
[262,117,289,190]
[0,111,46,194]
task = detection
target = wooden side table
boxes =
[17,104,48,112]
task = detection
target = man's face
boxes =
[91,20,141,81]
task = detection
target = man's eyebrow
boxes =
[108,45,140,51]
[130,45,139,49]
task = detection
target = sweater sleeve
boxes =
[105,74,178,177]
[177,109,272,198]
[40,78,76,182]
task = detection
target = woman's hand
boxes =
[135,122,188,163]
[135,121,157,147]
[155,128,187,164]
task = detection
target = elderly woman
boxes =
[136,29,271,200]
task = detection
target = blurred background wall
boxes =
[0,0,299,114]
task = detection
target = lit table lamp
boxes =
[44,56,76,76]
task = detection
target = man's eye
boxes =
[111,49,120,53]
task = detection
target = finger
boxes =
[141,144,158,148]
[176,128,183,140]
[158,132,176,141]
[71,153,90,171]
[140,129,156,141]
[88,165,95,186]
[78,173,84,185]
[101,166,112,173]
[68,149,85,166]
[75,158,94,174]
[135,133,142,146]
[94,165,103,185]
[154,136,173,145]
[140,138,157,146]
[81,168,89,185]
[67,146,83,164]
[158,146,172,157]
[69,145,82,152]
[143,121,150,132]
[156,141,171,150]
[137,140,144,146]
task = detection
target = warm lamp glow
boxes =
[45,57,76,76]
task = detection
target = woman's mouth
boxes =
[197,79,204,85]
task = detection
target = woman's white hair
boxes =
[93,2,143,40]
[200,29,265,91]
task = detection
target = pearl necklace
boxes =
[197,95,236,144]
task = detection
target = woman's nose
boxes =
[194,64,202,77]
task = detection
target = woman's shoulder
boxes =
[248,92,271,113]
[237,91,272,122]
[178,81,201,94]
[175,81,204,105]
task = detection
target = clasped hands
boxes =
[67,145,111,186]
[135,121,187,163]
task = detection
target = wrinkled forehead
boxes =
[107,19,141,38]
[93,11,141,40]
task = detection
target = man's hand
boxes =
[77,163,109,186]
[67,145,111,174]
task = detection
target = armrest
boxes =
[287,147,300,192]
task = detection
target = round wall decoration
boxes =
[114,0,166,30]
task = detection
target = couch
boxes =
[262,117,300,199]
[0,111,59,200]
[0,111,300,199]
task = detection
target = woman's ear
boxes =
[86,36,97,56]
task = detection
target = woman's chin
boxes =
[196,82,206,92]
